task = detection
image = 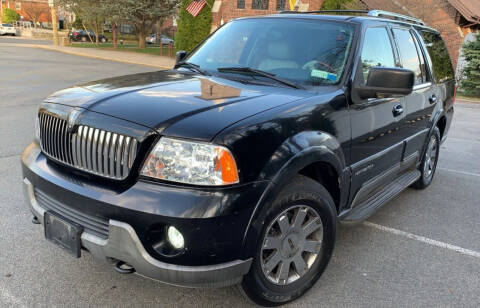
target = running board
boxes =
[340,170,421,223]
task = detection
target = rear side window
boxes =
[418,30,454,83]
[392,28,425,85]
[361,27,396,82]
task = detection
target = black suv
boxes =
[22,10,455,306]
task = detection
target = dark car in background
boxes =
[22,10,455,306]
[69,30,108,43]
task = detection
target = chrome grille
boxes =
[39,112,138,180]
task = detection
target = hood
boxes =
[45,71,314,141]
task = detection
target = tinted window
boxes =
[187,19,355,86]
[418,30,454,82]
[361,27,396,82]
[392,28,423,85]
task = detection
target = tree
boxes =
[23,2,49,28]
[113,0,180,49]
[460,33,480,97]
[175,0,214,52]
[56,0,105,45]
[2,8,20,24]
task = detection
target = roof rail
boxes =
[280,9,425,26]
[367,10,425,25]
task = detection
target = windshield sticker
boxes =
[311,69,337,81]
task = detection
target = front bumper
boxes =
[24,178,251,287]
[21,142,268,288]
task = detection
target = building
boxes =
[211,0,324,30]
[1,0,51,25]
[209,0,479,74]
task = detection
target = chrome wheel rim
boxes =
[424,136,438,179]
[260,205,323,285]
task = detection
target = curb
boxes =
[1,42,173,69]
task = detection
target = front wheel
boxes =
[240,175,337,306]
[412,127,440,189]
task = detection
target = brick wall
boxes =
[212,0,325,30]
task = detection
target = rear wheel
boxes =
[412,127,440,189]
[241,175,337,306]
[81,36,87,42]
[101,37,107,43]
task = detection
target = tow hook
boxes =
[114,261,136,274]
[32,216,41,224]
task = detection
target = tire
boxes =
[101,37,107,43]
[412,126,441,189]
[241,175,337,306]
[81,36,87,42]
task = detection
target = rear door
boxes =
[391,26,436,159]
[349,26,408,207]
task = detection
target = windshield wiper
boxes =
[174,61,210,76]
[217,67,305,89]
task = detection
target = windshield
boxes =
[186,18,355,86]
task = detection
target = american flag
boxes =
[186,0,207,17]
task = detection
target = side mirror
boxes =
[356,67,414,99]
[175,51,188,65]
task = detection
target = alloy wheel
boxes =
[260,205,323,285]
[423,135,438,179]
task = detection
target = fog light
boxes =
[167,226,184,250]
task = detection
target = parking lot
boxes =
[0,42,479,307]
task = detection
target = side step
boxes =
[340,170,421,223]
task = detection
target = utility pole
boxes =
[49,0,58,45]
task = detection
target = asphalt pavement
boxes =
[0,43,479,307]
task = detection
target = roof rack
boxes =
[280,9,425,26]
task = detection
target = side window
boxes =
[412,33,429,82]
[392,28,424,85]
[361,27,396,83]
[418,30,454,82]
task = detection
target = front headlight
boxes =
[141,137,239,186]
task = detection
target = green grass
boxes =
[456,94,480,103]
[70,42,175,57]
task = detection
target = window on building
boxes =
[276,0,286,10]
[392,28,424,85]
[16,2,21,10]
[418,30,454,83]
[237,0,245,9]
[252,0,269,10]
[361,27,396,83]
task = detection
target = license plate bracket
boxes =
[44,211,83,258]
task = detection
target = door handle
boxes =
[392,104,404,117]
[429,95,438,104]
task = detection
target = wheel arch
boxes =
[240,131,349,258]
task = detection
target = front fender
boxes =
[240,131,349,258]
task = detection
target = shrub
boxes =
[460,33,480,97]
[2,8,20,24]
[175,0,214,52]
